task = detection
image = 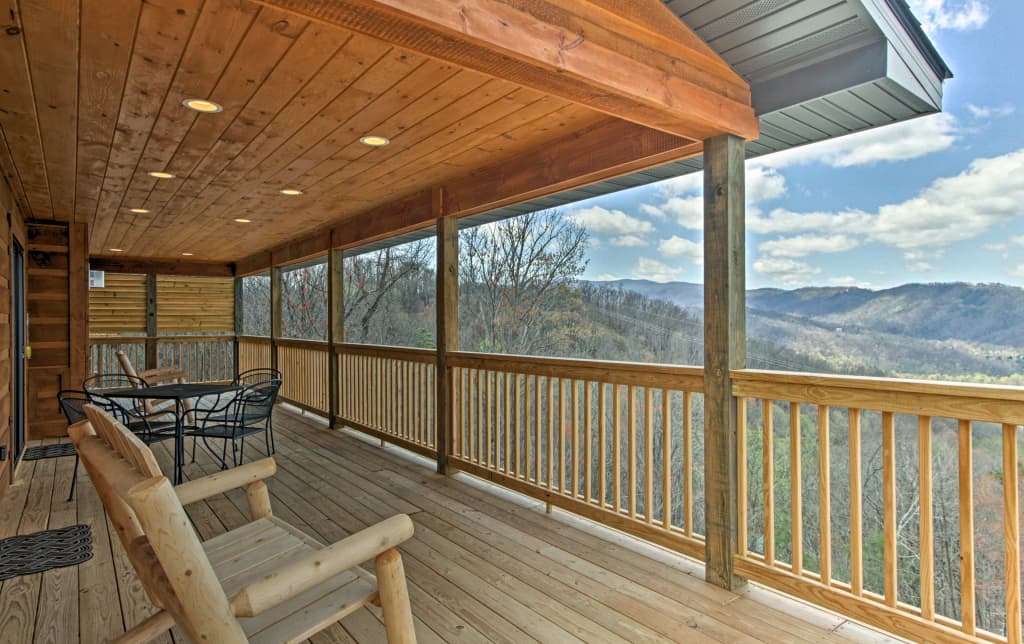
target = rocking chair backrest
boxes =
[70,406,246,643]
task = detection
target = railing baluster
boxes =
[504,372,511,475]
[598,382,606,508]
[663,389,672,530]
[1003,423,1021,644]
[958,418,975,635]
[736,397,746,552]
[559,378,567,494]
[644,387,654,523]
[546,377,554,491]
[683,391,693,535]
[849,408,862,596]
[818,404,830,585]
[790,401,802,574]
[628,385,637,518]
[613,384,622,514]
[919,415,934,620]
[763,398,774,564]
[571,379,579,499]
[584,381,593,503]
[882,411,897,607]
[534,375,541,484]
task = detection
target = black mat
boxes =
[0,524,92,581]
[22,443,77,461]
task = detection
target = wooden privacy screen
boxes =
[88,273,146,335]
[88,275,234,335]
[156,276,234,334]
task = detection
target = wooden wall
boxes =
[0,178,24,498]
[26,221,88,439]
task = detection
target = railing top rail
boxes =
[276,337,330,349]
[733,368,1024,425]
[91,334,235,343]
[337,343,436,362]
[450,351,704,390]
[237,335,272,343]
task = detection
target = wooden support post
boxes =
[145,273,157,370]
[435,190,458,475]
[270,266,281,374]
[233,276,242,380]
[702,133,747,591]
[328,248,344,428]
[68,223,89,388]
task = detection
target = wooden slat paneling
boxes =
[88,273,146,335]
[156,276,234,334]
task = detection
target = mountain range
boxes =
[585,280,1024,380]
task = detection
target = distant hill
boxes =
[585,279,1024,378]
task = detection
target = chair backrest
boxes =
[236,367,283,387]
[84,372,147,393]
[57,390,89,425]
[235,379,282,424]
[70,406,247,643]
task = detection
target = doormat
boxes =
[22,443,77,460]
[0,524,93,581]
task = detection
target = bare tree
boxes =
[460,209,589,355]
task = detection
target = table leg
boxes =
[175,398,184,485]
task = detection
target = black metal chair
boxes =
[57,390,89,502]
[235,367,283,387]
[83,374,178,446]
[187,379,282,470]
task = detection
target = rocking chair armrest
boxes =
[174,457,277,505]
[230,514,415,618]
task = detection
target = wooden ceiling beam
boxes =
[89,256,235,278]
[236,118,700,272]
[252,0,759,141]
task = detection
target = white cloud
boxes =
[660,196,703,229]
[658,236,702,264]
[757,113,959,169]
[569,206,653,236]
[906,262,938,272]
[609,234,648,247]
[758,234,860,258]
[908,0,989,34]
[752,257,822,286]
[749,147,1024,252]
[639,204,666,220]
[1011,265,1024,278]
[827,276,872,288]
[634,257,684,282]
[967,103,1015,119]
[592,273,624,281]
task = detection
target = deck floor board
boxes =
[0,406,902,643]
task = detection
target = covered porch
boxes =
[0,0,1013,643]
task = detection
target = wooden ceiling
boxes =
[0,0,755,263]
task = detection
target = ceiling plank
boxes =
[19,0,79,220]
[252,0,758,141]
[87,0,205,250]
[76,0,143,224]
[0,0,51,218]
[113,6,314,254]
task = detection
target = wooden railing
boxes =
[237,335,272,375]
[89,335,233,383]
[732,370,1022,644]
[277,338,330,415]
[156,335,234,383]
[448,352,706,560]
[89,336,145,377]
[337,343,437,458]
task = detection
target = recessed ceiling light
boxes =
[182,252,193,256]
[279,188,303,196]
[129,208,150,214]
[148,171,175,179]
[108,248,123,253]
[359,135,390,147]
[234,218,252,223]
[183,98,222,113]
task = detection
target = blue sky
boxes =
[567,0,1024,290]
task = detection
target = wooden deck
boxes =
[0,406,902,643]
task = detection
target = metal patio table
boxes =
[104,382,240,484]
